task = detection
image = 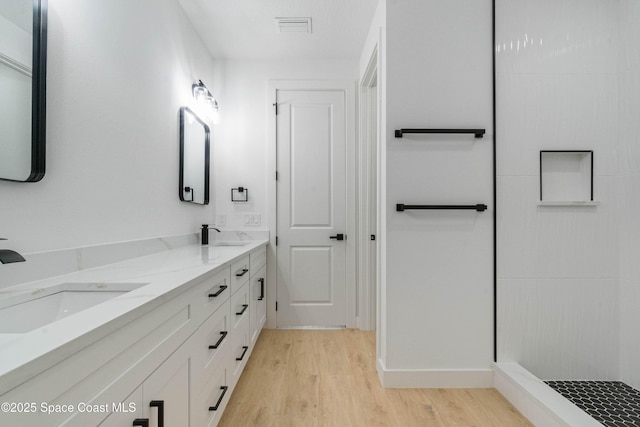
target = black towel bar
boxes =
[394,128,485,138]
[396,204,487,212]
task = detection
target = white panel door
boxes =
[276,89,347,328]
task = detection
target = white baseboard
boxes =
[376,358,494,388]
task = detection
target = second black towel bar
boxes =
[396,204,487,212]
[394,128,486,138]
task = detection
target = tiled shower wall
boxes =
[497,0,622,381]
[617,1,640,391]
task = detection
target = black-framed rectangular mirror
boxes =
[179,107,210,205]
[0,0,47,182]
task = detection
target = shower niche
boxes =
[539,150,597,206]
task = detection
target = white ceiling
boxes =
[177,0,379,60]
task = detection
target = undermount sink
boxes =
[0,282,147,334]
[211,241,249,247]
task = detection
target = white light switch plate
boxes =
[244,214,261,226]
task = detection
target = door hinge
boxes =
[273,102,278,115]
[275,301,278,311]
[275,236,278,246]
[275,171,279,181]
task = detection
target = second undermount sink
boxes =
[0,282,147,334]
[211,241,249,247]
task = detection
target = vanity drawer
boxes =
[193,267,231,321]
[230,255,250,295]
[228,282,251,391]
[230,281,250,330]
[249,246,266,275]
[190,301,231,395]
[250,265,267,345]
[192,360,228,427]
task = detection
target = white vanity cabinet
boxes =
[249,268,266,345]
[194,358,228,427]
[249,246,267,345]
[97,387,143,427]
[139,344,190,427]
[0,243,267,427]
[54,269,226,427]
[189,286,231,427]
[100,341,191,427]
[0,281,197,427]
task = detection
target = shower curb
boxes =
[493,362,602,427]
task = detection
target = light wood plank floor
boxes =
[219,329,532,427]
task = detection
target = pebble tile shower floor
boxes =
[545,380,640,426]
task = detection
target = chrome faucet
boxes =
[0,238,26,264]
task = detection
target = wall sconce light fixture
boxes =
[192,80,219,123]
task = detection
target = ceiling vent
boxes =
[275,17,312,34]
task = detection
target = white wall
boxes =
[210,59,358,230]
[496,0,621,380]
[376,0,494,382]
[618,0,640,391]
[0,0,216,268]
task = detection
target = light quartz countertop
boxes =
[0,240,268,395]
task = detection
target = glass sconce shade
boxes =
[192,80,219,123]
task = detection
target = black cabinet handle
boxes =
[258,278,264,301]
[208,285,227,298]
[133,419,149,427]
[208,386,228,411]
[236,304,248,316]
[236,345,249,361]
[150,401,164,427]
[208,331,228,349]
[235,268,249,277]
[329,233,344,241]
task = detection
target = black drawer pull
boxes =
[236,304,248,316]
[258,278,264,301]
[208,386,228,411]
[209,331,228,349]
[150,401,164,427]
[133,419,149,427]
[208,285,227,298]
[235,268,249,277]
[236,345,249,361]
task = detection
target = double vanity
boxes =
[0,238,268,427]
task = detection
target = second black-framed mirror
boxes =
[179,106,210,205]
